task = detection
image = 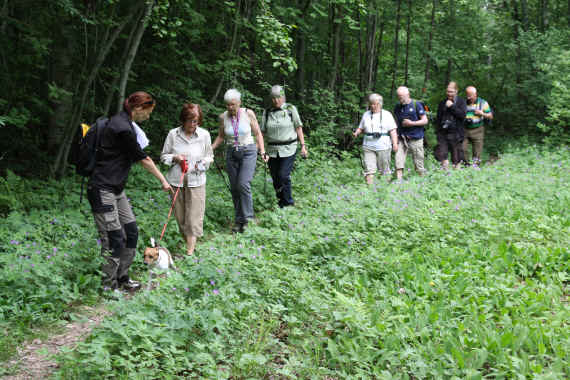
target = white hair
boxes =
[223,88,241,103]
[396,86,410,96]
[270,85,285,98]
[368,93,383,106]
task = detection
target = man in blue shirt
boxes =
[393,86,429,180]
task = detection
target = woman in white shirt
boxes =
[353,93,398,185]
[211,89,268,233]
[161,103,213,255]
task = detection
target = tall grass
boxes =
[1,144,568,378]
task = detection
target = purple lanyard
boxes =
[231,109,240,147]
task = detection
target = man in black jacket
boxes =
[434,82,467,169]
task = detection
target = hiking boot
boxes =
[232,223,244,233]
[119,278,141,291]
[117,248,136,281]
[101,253,120,290]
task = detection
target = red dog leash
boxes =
[158,159,188,246]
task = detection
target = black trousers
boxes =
[268,153,296,207]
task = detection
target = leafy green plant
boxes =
[45,142,569,379]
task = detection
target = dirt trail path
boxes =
[2,305,111,380]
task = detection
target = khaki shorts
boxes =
[173,184,206,237]
[363,148,391,175]
[395,137,425,174]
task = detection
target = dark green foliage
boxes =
[0,0,569,178]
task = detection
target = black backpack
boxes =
[70,117,109,177]
[69,117,109,202]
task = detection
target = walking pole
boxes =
[263,158,267,199]
[213,157,231,192]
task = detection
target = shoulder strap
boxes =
[94,117,109,153]
[264,108,270,128]
[412,99,419,119]
[265,106,294,125]
[283,103,294,121]
[477,98,484,111]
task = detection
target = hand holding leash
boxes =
[179,158,189,174]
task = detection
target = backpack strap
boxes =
[264,105,294,126]
[410,99,424,125]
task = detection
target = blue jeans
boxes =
[268,153,296,207]
[225,144,257,224]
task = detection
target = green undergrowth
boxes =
[41,145,570,379]
[0,141,567,378]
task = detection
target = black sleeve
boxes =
[118,127,148,163]
[435,100,444,128]
[449,98,467,122]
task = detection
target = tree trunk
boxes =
[358,8,363,91]
[328,4,342,91]
[423,0,436,95]
[390,0,402,99]
[404,0,412,86]
[541,0,549,30]
[372,10,385,90]
[445,0,455,85]
[51,12,134,177]
[210,0,242,104]
[115,0,154,114]
[295,0,312,103]
[520,0,528,31]
[0,0,8,34]
[47,36,75,153]
[510,0,521,87]
[295,28,307,102]
[103,5,142,116]
[363,4,379,93]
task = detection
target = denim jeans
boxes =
[268,153,296,207]
[226,144,257,224]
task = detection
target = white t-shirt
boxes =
[132,121,149,150]
[358,109,397,151]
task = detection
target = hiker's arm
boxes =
[449,99,467,121]
[296,126,308,158]
[202,132,214,169]
[211,115,225,150]
[160,130,178,166]
[390,129,398,152]
[248,109,268,162]
[353,114,366,137]
[139,157,172,192]
[403,113,427,127]
[483,111,493,121]
[477,102,493,120]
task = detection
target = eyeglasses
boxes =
[185,119,199,125]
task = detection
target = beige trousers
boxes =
[172,184,206,237]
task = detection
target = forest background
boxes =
[0,0,568,183]
[0,1,569,378]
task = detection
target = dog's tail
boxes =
[150,237,156,248]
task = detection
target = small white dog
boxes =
[143,238,175,270]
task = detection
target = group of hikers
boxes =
[86,82,492,291]
[355,81,493,185]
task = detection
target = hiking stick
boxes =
[213,157,231,192]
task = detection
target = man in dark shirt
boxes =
[393,86,429,180]
[434,82,467,169]
[88,91,171,291]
